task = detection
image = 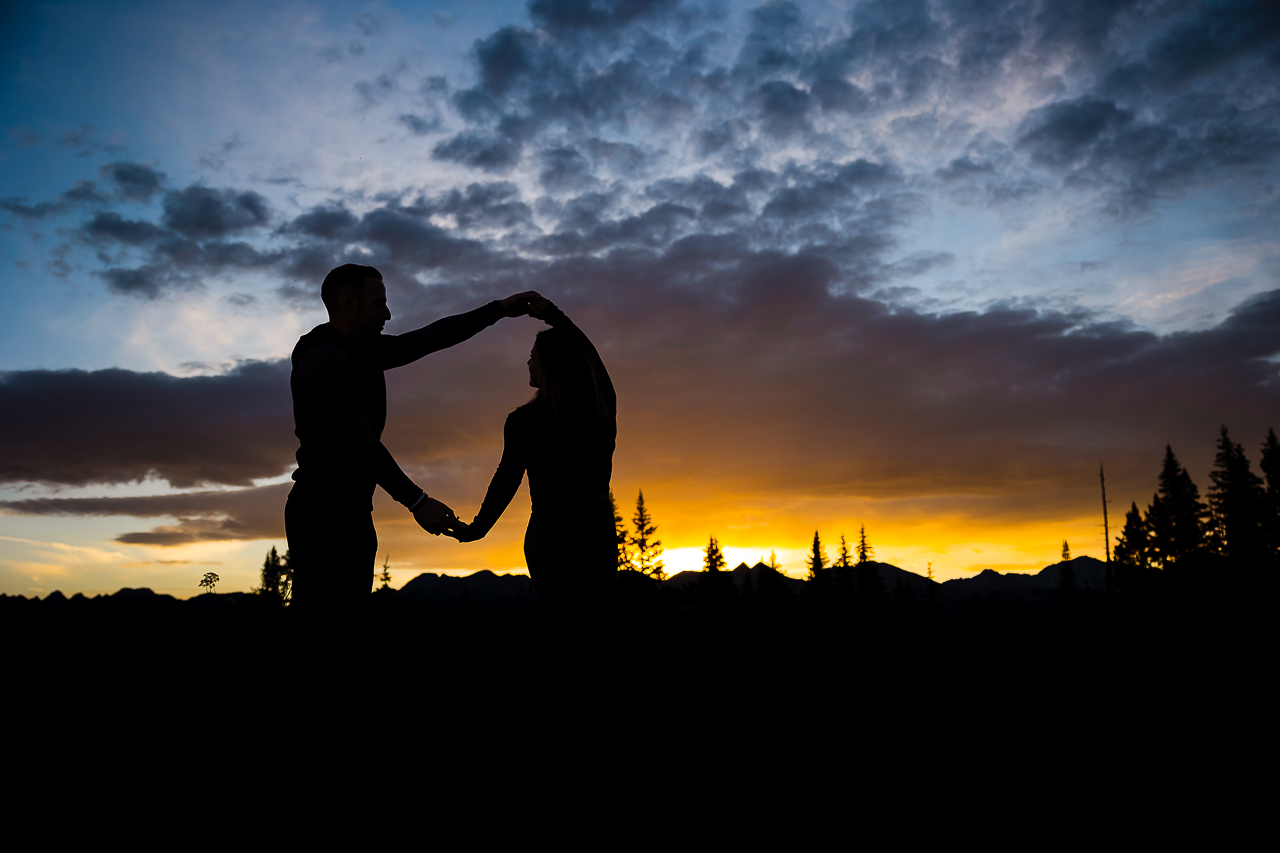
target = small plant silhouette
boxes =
[199,571,220,595]
[378,554,393,590]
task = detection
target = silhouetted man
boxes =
[285,263,537,610]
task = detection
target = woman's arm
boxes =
[457,412,527,541]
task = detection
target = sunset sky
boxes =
[2,0,1279,597]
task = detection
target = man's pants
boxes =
[285,484,377,611]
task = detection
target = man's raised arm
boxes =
[380,291,542,369]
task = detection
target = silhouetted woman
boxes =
[454,295,617,614]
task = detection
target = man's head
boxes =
[321,263,390,339]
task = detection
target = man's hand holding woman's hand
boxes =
[500,291,542,317]
[498,290,551,320]
[524,293,550,319]
[447,520,482,543]
[412,496,458,535]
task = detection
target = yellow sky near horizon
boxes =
[1,483,1114,598]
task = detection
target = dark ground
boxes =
[5,562,1267,734]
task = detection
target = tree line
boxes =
[1113,426,1280,583]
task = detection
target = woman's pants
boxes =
[523,498,617,616]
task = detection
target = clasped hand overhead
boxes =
[500,290,551,319]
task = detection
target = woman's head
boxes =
[531,327,611,441]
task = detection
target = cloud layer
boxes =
[3,0,1280,559]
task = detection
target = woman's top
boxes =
[466,304,617,538]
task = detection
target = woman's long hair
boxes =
[533,328,613,446]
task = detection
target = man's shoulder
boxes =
[292,324,344,363]
[293,326,356,377]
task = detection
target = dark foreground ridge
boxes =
[0,555,1117,614]
[5,555,1268,787]
[5,556,1267,708]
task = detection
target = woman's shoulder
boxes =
[507,397,547,424]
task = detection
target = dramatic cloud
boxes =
[0,360,293,488]
[3,0,1280,573]
[161,186,271,240]
[7,266,1278,548]
[0,483,290,546]
[9,0,1277,304]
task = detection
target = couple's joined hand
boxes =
[412,498,481,541]
[500,291,551,319]
[412,497,457,535]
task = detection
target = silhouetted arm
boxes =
[379,301,506,370]
[540,302,616,415]
[463,412,528,540]
[296,344,422,506]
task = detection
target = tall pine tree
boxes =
[628,490,666,581]
[836,535,852,569]
[855,525,884,602]
[1149,445,1210,567]
[834,533,855,598]
[1208,426,1266,570]
[856,525,874,563]
[257,547,292,605]
[1114,502,1151,573]
[805,531,828,579]
[703,535,726,572]
[258,546,284,602]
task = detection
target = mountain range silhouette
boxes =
[2,556,1110,612]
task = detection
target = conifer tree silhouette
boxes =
[258,546,284,603]
[1114,502,1152,577]
[1208,426,1266,570]
[834,533,855,598]
[836,535,852,569]
[924,561,938,611]
[805,531,828,579]
[1149,446,1210,568]
[703,535,726,572]
[629,490,666,581]
[610,490,633,571]
[855,525,884,602]
[1061,540,1071,561]
[1057,555,1077,603]
[696,534,733,609]
[856,525,874,564]
[757,550,789,608]
[378,554,393,590]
